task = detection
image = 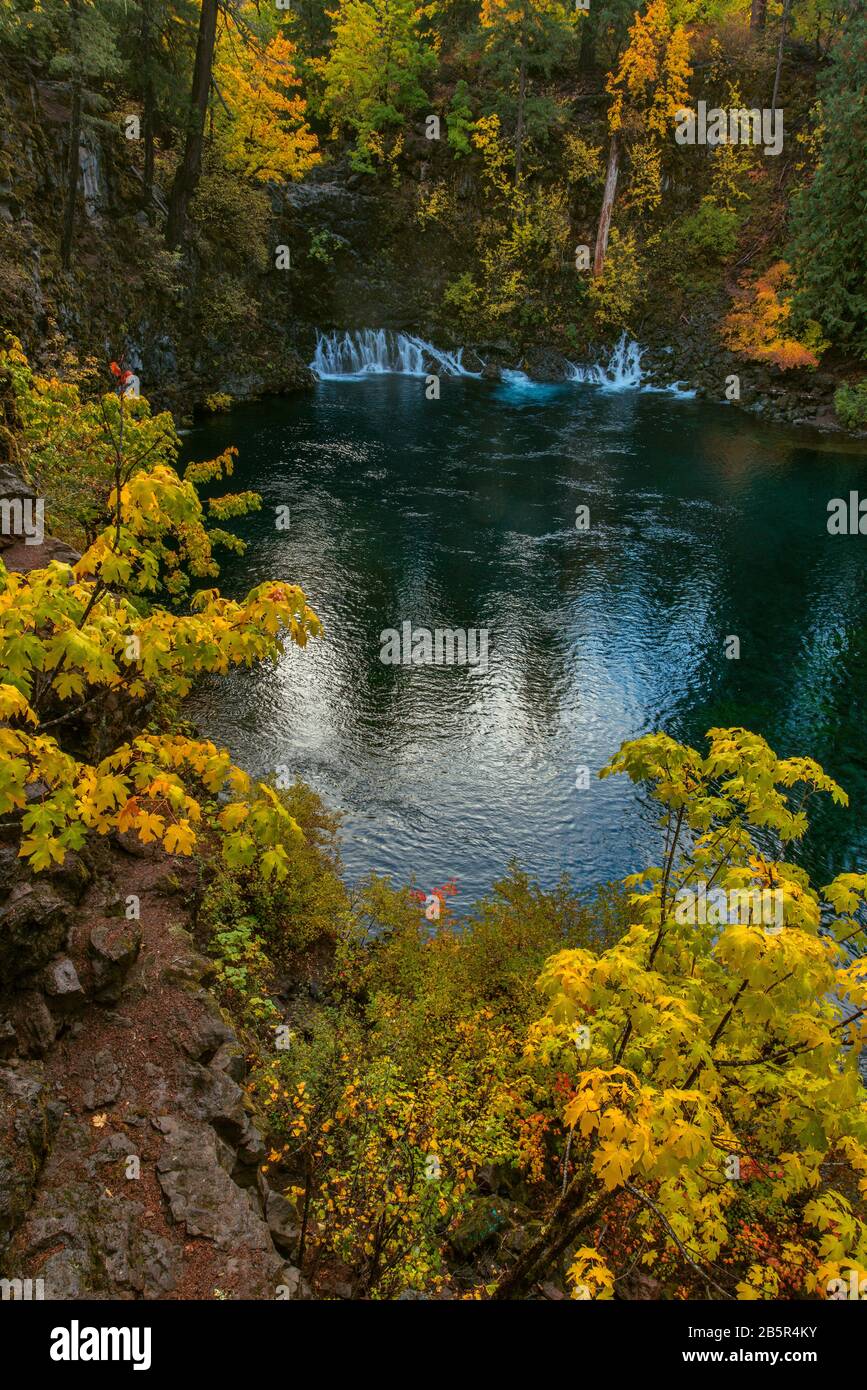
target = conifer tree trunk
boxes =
[578,11,596,72]
[140,0,155,214]
[593,132,619,277]
[143,82,155,211]
[750,0,767,32]
[165,0,219,249]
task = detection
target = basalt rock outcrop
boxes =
[0,841,307,1301]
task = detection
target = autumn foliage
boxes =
[722,261,826,370]
[606,0,691,142]
[201,724,867,1302]
[0,338,321,880]
[213,7,320,182]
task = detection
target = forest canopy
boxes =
[0,0,863,377]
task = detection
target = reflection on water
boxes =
[186,377,867,908]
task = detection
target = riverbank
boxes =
[1,68,864,437]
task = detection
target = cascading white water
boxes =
[311,328,695,397]
[310,329,478,379]
[567,333,645,390]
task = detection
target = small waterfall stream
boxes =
[311,328,694,396]
[310,329,478,379]
[567,333,645,389]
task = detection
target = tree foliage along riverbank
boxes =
[0,348,866,1299]
[0,1,865,425]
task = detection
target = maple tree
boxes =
[493,727,867,1299]
[212,4,320,182]
[0,341,322,880]
[722,261,827,370]
[594,0,691,274]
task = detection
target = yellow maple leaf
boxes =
[163,819,196,855]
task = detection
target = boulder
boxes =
[9,990,56,1056]
[40,955,84,1016]
[11,1153,182,1299]
[174,1060,247,1144]
[80,1049,121,1111]
[88,920,142,1003]
[0,878,73,988]
[154,1114,281,1270]
[180,1005,236,1063]
[264,1188,301,1257]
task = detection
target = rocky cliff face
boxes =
[0,828,308,1300]
[0,69,314,416]
[0,66,860,433]
[279,157,466,353]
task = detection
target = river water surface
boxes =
[187,370,867,907]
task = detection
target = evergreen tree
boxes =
[165,0,219,248]
[119,0,198,217]
[789,12,867,358]
[34,0,124,268]
[479,0,576,183]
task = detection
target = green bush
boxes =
[447,79,474,157]
[678,197,740,262]
[834,379,867,430]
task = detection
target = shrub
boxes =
[722,261,828,370]
[678,197,740,262]
[495,727,867,1301]
[447,79,474,157]
[834,379,867,430]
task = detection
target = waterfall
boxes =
[566,333,645,390]
[311,328,695,397]
[310,329,479,379]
